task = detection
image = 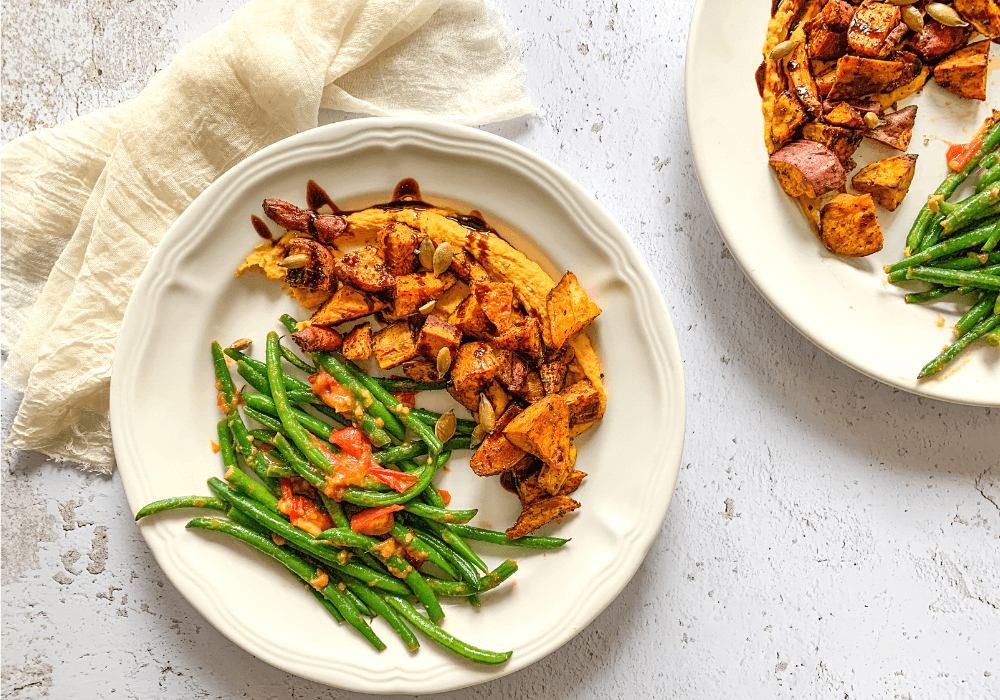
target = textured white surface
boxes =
[2,1,999,699]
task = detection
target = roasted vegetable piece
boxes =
[312,215,348,246]
[801,122,862,167]
[768,140,847,199]
[953,0,1000,40]
[824,101,864,128]
[546,272,602,351]
[341,323,373,361]
[448,247,491,283]
[908,19,972,62]
[820,193,883,257]
[514,467,586,507]
[448,341,499,412]
[372,321,420,370]
[559,379,604,426]
[539,346,575,396]
[470,405,530,477]
[378,222,423,276]
[332,246,395,293]
[506,495,581,540]
[828,55,906,100]
[472,281,515,334]
[309,285,386,327]
[492,316,544,360]
[847,1,901,58]
[876,65,930,111]
[416,315,462,361]
[393,271,457,317]
[867,105,917,151]
[771,92,809,146]
[291,326,343,353]
[284,238,337,292]
[503,394,571,477]
[933,40,991,102]
[449,293,492,339]
[402,358,440,383]
[786,42,824,118]
[263,199,312,231]
[805,0,854,60]
[851,154,918,212]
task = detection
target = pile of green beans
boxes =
[886,119,1000,379]
[134,319,570,665]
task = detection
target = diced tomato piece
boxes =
[309,370,354,412]
[328,427,372,460]
[351,505,404,536]
[948,135,983,172]
[437,489,451,506]
[368,466,419,493]
[278,477,333,536]
[390,391,417,408]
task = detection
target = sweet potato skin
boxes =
[820,193,883,257]
[851,154,918,212]
[933,40,991,102]
[801,122,863,167]
[768,140,847,198]
[866,105,917,151]
[908,19,972,62]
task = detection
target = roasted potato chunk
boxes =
[820,193,883,257]
[801,122,863,168]
[771,91,808,147]
[332,245,394,293]
[378,222,422,276]
[449,247,491,283]
[448,341,499,411]
[768,140,847,199]
[805,0,854,59]
[416,315,462,361]
[786,43,824,117]
[514,467,586,507]
[371,321,419,369]
[493,348,528,394]
[953,0,1000,40]
[933,40,990,102]
[392,271,457,317]
[538,442,576,495]
[560,379,604,426]
[429,280,469,321]
[546,272,602,351]
[505,495,581,540]
[492,316,544,360]
[828,55,906,101]
[504,394,571,476]
[851,154,918,212]
[847,1,901,59]
[867,105,917,151]
[309,285,386,327]
[341,323,373,361]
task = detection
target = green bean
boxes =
[305,584,345,623]
[206,477,411,595]
[982,219,1000,253]
[372,436,472,465]
[236,359,318,405]
[243,405,286,434]
[243,392,337,441]
[940,186,1000,234]
[421,559,517,596]
[976,163,1000,193]
[904,285,976,304]
[134,496,228,520]
[315,353,406,442]
[906,267,1000,291]
[340,463,436,508]
[333,572,419,650]
[448,523,570,549]
[981,152,1000,170]
[226,348,312,393]
[403,501,477,525]
[217,421,280,509]
[318,492,350,530]
[383,596,511,665]
[918,314,1000,379]
[389,523,460,580]
[955,292,999,337]
[886,222,997,274]
[987,329,1000,347]
[405,525,480,585]
[408,408,477,435]
[280,343,317,375]
[375,377,451,392]
[410,516,487,573]
[888,251,1000,283]
[248,428,278,445]
[186,517,383,650]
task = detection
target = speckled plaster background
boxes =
[2,1,999,698]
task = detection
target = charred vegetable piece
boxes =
[283,238,337,292]
[506,495,581,541]
[828,55,906,101]
[801,122,862,167]
[309,285,386,327]
[866,105,918,152]
[768,140,846,199]
[448,341,499,412]
[847,1,901,58]
[908,18,972,62]
[333,246,395,293]
[952,0,1000,40]
[546,271,602,351]
[851,154,919,212]
[340,323,373,361]
[372,321,420,370]
[820,193,884,257]
[291,326,342,353]
[933,40,991,101]
[503,394,572,488]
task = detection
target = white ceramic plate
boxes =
[111,118,685,693]
[686,1,1000,405]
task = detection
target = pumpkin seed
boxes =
[432,241,453,277]
[478,393,496,433]
[901,5,924,32]
[863,111,880,130]
[925,3,968,27]
[436,347,452,376]
[418,237,435,270]
[278,254,309,269]
[434,410,457,443]
[470,424,487,448]
[768,38,799,61]
[419,300,436,315]
[228,338,253,352]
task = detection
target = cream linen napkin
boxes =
[1,0,532,474]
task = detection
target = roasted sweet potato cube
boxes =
[828,55,906,100]
[953,0,1000,40]
[309,285,386,327]
[560,379,603,426]
[867,105,917,151]
[378,222,422,276]
[513,370,546,404]
[815,68,838,97]
[284,238,337,292]
[847,2,901,58]
[292,326,342,353]
[448,341,499,412]
[538,443,576,495]
[449,248,491,283]
[801,122,863,167]
[851,154,918,212]
[493,348,528,393]
[771,92,808,147]
[768,140,847,199]
[546,272,601,350]
[470,405,527,476]
[805,0,855,33]
[909,19,972,62]
[786,43,824,117]
[341,323,373,361]
[484,380,510,418]
[504,394,571,475]
[505,495,581,539]
[540,346,575,396]
[492,317,544,360]
[401,357,439,382]
[332,245,394,293]
[824,102,864,128]
[808,24,848,61]
[430,281,469,321]
[392,271,456,317]
[371,321,419,369]
[820,193,883,257]
[513,465,586,506]
[472,281,515,334]
[416,315,462,361]
[448,293,492,339]
[933,40,990,102]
